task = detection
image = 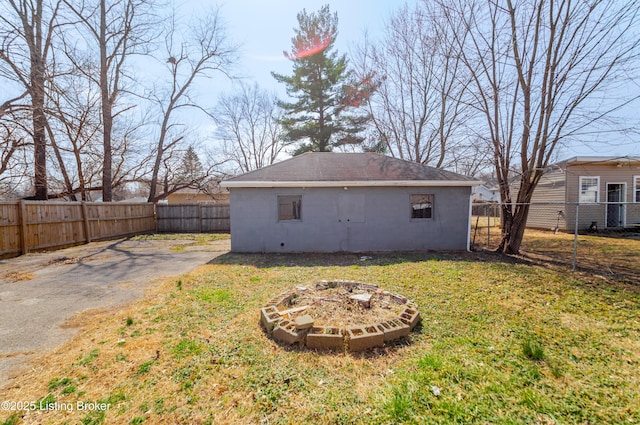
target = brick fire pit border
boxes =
[260,280,421,352]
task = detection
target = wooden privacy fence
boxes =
[0,201,156,258]
[156,204,230,233]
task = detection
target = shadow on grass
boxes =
[207,250,527,269]
[209,248,640,294]
[518,246,640,288]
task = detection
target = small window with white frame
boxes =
[579,176,599,203]
[634,176,640,203]
[278,195,302,221]
[411,194,433,219]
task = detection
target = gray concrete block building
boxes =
[221,152,479,253]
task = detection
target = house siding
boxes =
[166,193,229,204]
[566,163,637,203]
[565,162,640,230]
[229,186,472,252]
[526,170,567,230]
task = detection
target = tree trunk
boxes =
[32,86,48,200]
[46,124,77,201]
[497,180,533,255]
[100,0,113,202]
[27,1,48,200]
[504,204,530,254]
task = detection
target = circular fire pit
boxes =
[259,280,420,352]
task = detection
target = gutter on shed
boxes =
[221,180,482,188]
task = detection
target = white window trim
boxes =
[634,175,640,203]
[579,176,600,204]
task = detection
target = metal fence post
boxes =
[572,203,579,271]
[487,204,491,246]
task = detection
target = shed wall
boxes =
[229,186,472,252]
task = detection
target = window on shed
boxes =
[411,194,433,219]
[634,176,640,203]
[278,195,302,220]
[579,176,599,203]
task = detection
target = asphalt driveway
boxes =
[0,236,229,388]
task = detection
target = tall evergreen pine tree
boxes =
[179,146,204,184]
[272,5,371,155]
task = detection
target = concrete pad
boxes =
[0,236,230,388]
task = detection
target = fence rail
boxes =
[156,204,230,233]
[0,201,156,258]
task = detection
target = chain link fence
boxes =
[472,202,640,282]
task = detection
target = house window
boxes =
[278,195,302,220]
[579,176,599,203]
[634,176,640,203]
[411,194,433,219]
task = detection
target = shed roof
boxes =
[221,152,480,188]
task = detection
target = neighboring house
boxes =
[117,197,148,203]
[220,152,480,253]
[166,187,229,204]
[525,156,640,231]
[472,185,500,203]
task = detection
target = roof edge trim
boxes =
[221,180,482,188]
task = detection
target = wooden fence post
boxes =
[18,200,28,255]
[81,202,92,243]
[199,204,203,233]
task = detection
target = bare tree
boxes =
[0,114,31,197]
[353,2,474,168]
[213,82,285,173]
[44,69,103,200]
[148,144,226,201]
[64,0,155,202]
[439,0,640,254]
[146,7,236,202]
[0,0,62,199]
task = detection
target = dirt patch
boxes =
[46,256,81,265]
[2,271,35,282]
[285,286,404,328]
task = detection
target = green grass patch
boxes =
[521,335,545,361]
[193,287,233,304]
[171,338,204,359]
[0,414,21,425]
[47,377,73,391]
[81,410,105,425]
[76,349,99,366]
[136,360,154,375]
[131,233,229,242]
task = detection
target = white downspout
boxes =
[467,193,473,252]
